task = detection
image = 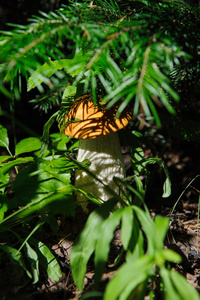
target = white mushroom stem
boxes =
[75,132,126,213]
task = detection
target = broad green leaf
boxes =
[154,215,169,250]
[126,228,144,263]
[0,155,10,163]
[170,270,200,300]
[31,239,62,281]
[12,160,72,205]
[119,279,148,300]
[104,255,154,300]
[0,157,34,174]
[24,242,39,284]
[0,125,9,150]
[15,137,41,156]
[70,198,118,291]
[50,132,70,151]
[94,208,123,285]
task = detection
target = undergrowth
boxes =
[0,0,200,299]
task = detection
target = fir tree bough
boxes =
[0,0,199,124]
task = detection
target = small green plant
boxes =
[0,125,76,283]
[69,167,199,299]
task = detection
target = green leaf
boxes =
[31,239,62,281]
[0,125,9,150]
[104,255,154,300]
[154,215,169,250]
[119,279,148,300]
[162,174,171,198]
[27,52,87,91]
[170,270,200,300]
[0,194,8,221]
[70,198,118,291]
[24,242,39,284]
[94,208,123,285]
[62,85,77,100]
[0,157,34,175]
[161,249,182,264]
[132,206,156,255]
[131,147,145,175]
[40,112,58,157]
[0,172,10,191]
[50,133,70,151]
[12,159,72,206]
[121,206,134,251]
[15,137,41,156]
[0,155,11,163]
[160,267,180,300]
[27,59,67,91]
[126,227,144,263]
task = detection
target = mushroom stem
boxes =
[75,132,125,213]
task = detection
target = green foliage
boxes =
[0,0,200,298]
[0,124,75,282]
[70,201,200,299]
[0,0,199,124]
[30,238,63,281]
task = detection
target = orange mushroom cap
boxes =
[63,95,132,139]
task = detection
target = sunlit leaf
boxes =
[161,249,182,264]
[94,208,123,285]
[0,157,34,175]
[31,239,62,281]
[104,255,154,300]
[15,137,41,156]
[70,198,118,291]
[170,270,200,300]
[154,215,169,250]
[0,125,9,150]
[0,155,11,163]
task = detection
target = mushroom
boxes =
[63,94,132,213]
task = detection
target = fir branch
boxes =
[0,0,199,122]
